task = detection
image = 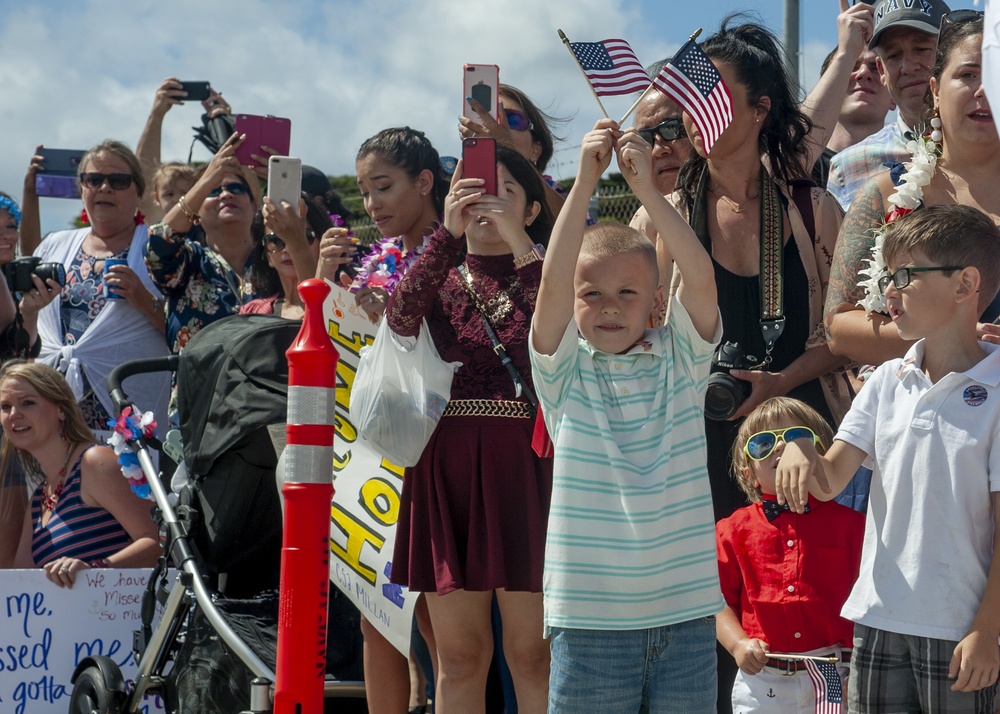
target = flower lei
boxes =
[106,406,156,499]
[856,133,938,316]
[349,230,431,294]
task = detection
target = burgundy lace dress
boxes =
[385,225,552,594]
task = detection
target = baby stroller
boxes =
[68,314,365,713]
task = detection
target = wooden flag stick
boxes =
[767,652,841,663]
[558,29,610,119]
[619,28,703,127]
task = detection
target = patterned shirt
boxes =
[529,297,724,631]
[826,117,909,211]
[145,222,258,354]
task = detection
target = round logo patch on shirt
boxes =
[963,385,988,406]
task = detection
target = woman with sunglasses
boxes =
[240,195,324,319]
[24,140,169,438]
[146,132,262,355]
[826,11,1000,364]
[716,396,864,713]
[460,84,566,217]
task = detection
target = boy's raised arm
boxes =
[532,119,619,356]
[615,131,717,341]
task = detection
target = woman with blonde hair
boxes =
[2,361,160,587]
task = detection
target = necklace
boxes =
[40,445,75,513]
[709,183,761,214]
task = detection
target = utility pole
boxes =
[784,0,801,93]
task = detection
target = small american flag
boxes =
[652,39,733,153]
[805,659,843,714]
[569,39,650,97]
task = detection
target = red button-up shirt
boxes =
[716,496,865,652]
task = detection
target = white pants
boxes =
[731,647,850,713]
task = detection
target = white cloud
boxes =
[0,0,836,236]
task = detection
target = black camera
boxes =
[705,341,758,421]
[3,256,66,294]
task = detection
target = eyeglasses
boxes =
[264,230,317,253]
[637,118,687,147]
[877,265,963,295]
[80,173,134,191]
[941,10,984,29]
[744,426,823,462]
[504,108,534,132]
[207,182,250,198]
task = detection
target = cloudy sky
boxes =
[1,0,853,236]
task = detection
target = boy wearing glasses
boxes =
[531,120,723,710]
[778,205,1000,711]
[716,396,864,712]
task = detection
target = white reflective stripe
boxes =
[283,444,334,484]
[287,385,336,425]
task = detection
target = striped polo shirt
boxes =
[530,296,723,631]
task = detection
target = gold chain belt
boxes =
[442,399,533,418]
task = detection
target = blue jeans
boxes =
[548,617,717,713]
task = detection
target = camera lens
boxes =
[705,374,751,421]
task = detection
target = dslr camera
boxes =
[3,256,66,294]
[705,341,759,421]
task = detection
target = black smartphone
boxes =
[35,148,86,199]
[179,81,212,102]
[462,138,497,196]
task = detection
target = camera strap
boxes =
[759,174,785,357]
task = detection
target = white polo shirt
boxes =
[529,296,724,632]
[837,340,1000,641]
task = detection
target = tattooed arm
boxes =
[824,175,915,364]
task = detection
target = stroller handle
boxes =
[107,355,179,413]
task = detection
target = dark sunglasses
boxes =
[80,173,134,191]
[264,230,317,253]
[941,10,983,29]
[207,182,250,198]
[637,118,687,147]
[504,108,534,132]
[877,265,963,295]
[744,426,822,462]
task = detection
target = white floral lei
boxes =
[856,134,938,316]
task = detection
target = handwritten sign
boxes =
[324,283,419,656]
[0,568,165,714]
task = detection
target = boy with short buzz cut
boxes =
[777,204,1000,712]
[717,396,865,712]
[530,118,723,711]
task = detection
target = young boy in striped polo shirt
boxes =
[530,119,723,710]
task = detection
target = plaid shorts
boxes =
[849,623,998,713]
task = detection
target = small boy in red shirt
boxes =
[716,397,865,712]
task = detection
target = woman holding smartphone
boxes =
[385,144,555,713]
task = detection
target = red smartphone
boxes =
[234,114,292,167]
[462,138,497,196]
[463,64,500,122]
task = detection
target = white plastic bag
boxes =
[350,318,460,467]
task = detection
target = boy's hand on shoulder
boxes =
[615,129,655,197]
[578,119,620,184]
[774,440,829,513]
[950,628,1000,692]
[733,637,770,675]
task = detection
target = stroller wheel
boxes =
[69,664,126,714]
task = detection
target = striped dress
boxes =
[30,446,133,566]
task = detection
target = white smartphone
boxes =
[267,156,302,208]
[463,64,500,122]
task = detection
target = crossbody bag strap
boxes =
[457,263,538,409]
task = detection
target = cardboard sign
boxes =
[324,283,418,656]
[0,568,165,714]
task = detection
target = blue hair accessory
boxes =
[0,195,21,227]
